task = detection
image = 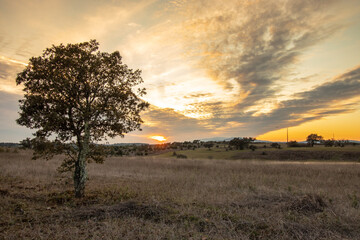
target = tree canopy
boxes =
[306,133,323,147]
[16,40,149,197]
[229,137,256,150]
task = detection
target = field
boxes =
[159,144,360,162]
[1,148,360,239]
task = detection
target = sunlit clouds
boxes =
[1,0,360,142]
[149,135,167,142]
[0,56,25,94]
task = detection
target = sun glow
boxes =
[149,135,167,142]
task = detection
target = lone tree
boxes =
[306,133,323,147]
[16,40,149,198]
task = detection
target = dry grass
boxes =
[158,144,360,161]
[1,150,360,239]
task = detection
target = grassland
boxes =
[1,148,360,239]
[159,144,360,161]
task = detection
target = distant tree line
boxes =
[286,133,353,148]
[11,135,358,158]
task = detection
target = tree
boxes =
[229,137,255,150]
[203,142,214,150]
[270,142,281,149]
[16,40,149,198]
[249,145,257,151]
[19,137,32,149]
[306,133,323,147]
[323,139,334,147]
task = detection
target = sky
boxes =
[1,0,360,144]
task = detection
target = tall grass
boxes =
[1,150,360,239]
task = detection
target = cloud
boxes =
[129,0,358,138]
[292,67,360,104]
[0,91,33,142]
[135,65,360,139]
[227,66,360,135]
[0,57,31,141]
[148,65,360,138]
[183,92,213,99]
[0,56,25,94]
[134,65,360,139]
[140,106,211,140]
[179,0,344,110]
[0,0,159,60]
[127,22,141,28]
[1,0,360,142]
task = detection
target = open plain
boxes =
[1,148,360,239]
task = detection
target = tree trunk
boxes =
[74,122,90,198]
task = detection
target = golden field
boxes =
[1,149,360,239]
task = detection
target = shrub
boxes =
[287,141,307,147]
[203,143,214,149]
[324,139,334,147]
[270,143,281,149]
[249,145,257,151]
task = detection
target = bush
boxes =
[176,154,187,159]
[287,141,307,147]
[203,143,214,149]
[324,139,334,147]
[270,143,281,149]
[334,140,348,147]
[249,145,257,151]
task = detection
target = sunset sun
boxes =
[149,135,167,142]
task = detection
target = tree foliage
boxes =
[270,142,281,149]
[306,133,323,147]
[323,139,334,147]
[229,137,256,150]
[203,142,214,150]
[16,40,149,197]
